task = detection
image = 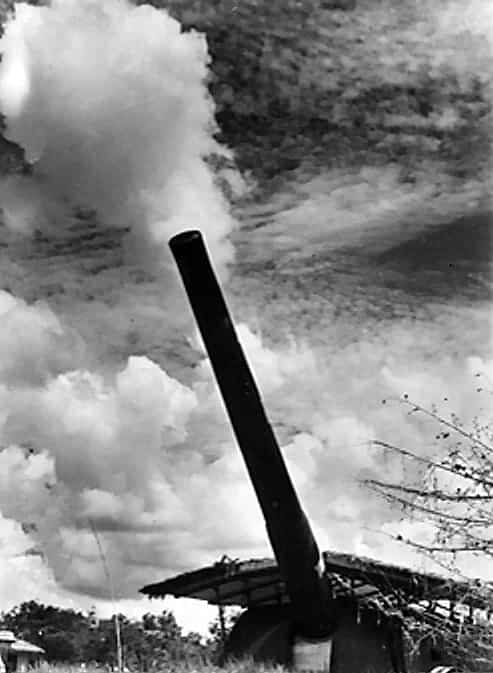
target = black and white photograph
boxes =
[0,0,491,671]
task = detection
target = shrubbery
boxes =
[1,601,215,669]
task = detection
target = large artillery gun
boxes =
[142,230,488,672]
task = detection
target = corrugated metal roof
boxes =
[0,632,15,643]
[140,549,491,611]
[10,640,44,655]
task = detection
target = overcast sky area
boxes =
[0,0,491,634]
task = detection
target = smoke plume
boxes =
[0,0,235,265]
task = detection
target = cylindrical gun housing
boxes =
[169,230,334,638]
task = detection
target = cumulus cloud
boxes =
[0,512,69,609]
[0,291,373,600]
[0,279,488,606]
[429,0,493,92]
[0,293,269,598]
[0,291,85,386]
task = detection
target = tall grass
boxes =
[36,661,288,673]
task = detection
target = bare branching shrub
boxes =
[366,376,493,668]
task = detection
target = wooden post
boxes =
[218,604,226,644]
[114,614,123,673]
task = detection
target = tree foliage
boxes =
[0,601,211,669]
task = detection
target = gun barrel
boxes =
[169,230,333,638]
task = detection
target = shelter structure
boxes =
[142,550,493,670]
[142,551,488,609]
[0,631,45,673]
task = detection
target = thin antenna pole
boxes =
[89,518,123,673]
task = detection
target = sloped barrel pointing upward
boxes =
[169,230,334,639]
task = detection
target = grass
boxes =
[36,661,288,673]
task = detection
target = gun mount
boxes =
[168,229,332,642]
[141,230,479,673]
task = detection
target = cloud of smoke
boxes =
[0,0,236,265]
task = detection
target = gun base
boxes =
[293,634,333,672]
[223,600,455,673]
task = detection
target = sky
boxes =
[0,0,491,635]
